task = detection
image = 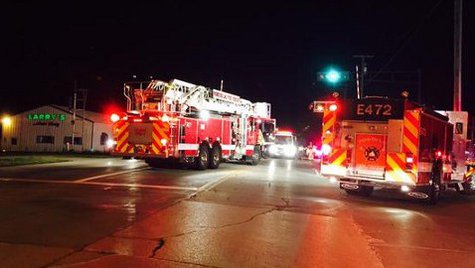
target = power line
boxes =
[368,0,446,83]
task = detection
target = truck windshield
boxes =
[275,136,292,145]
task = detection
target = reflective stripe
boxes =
[151,121,170,154]
[246,145,255,150]
[403,110,420,174]
[115,121,130,153]
[322,110,336,145]
[385,152,416,184]
[221,144,236,150]
[328,148,346,166]
[177,143,199,150]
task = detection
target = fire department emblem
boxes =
[364,146,380,161]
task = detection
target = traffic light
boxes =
[317,69,351,84]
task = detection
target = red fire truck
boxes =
[110,79,276,169]
[312,95,474,204]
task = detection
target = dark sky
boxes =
[3,0,474,137]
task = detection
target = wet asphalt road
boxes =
[0,157,475,267]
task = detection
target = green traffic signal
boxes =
[324,70,341,83]
[317,68,350,84]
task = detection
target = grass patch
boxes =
[0,156,71,167]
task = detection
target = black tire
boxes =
[425,160,442,205]
[209,146,221,169]
[460,180,475,195]
[195,145,209,170]
[345,186,373,197]
[358,186,374,197]
[345,189,359,195]
[426,175,441,205]
[147,160,165,168]
[249,146,261,166]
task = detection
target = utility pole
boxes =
[355,65,361,99]
[353,55,373,98]
[454,0,463,111]
[71,81,77,150]
[71,81,88,151]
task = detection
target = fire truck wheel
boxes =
[458,178,475,195]
[249,147,261,166]
[359,186,374,197]
[344,189,359,195]
[195,145,209,170]
[345,186,373,197]
[209,146,221,169]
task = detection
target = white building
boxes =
[1,105,113,152]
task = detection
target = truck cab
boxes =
[268,130,298,158]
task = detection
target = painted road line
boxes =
[197,171,239,192]
[0,178,198,191]
[74,167,150,182]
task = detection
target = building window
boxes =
[100,132,109,145]
[37,136,54,144]
[11,138,17,145]
[63,136,82,145]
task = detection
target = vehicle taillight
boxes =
[110,113,120,123]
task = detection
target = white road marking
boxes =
[197,171,238,192]
[371,243,473,253]
[75,167,150,182]
[0,178,198,191]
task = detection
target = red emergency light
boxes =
[436,150,443,158]
[110,113,120,123]
[329,103,338,111]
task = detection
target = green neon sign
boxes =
[28,113,66,121]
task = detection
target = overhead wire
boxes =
[367,0,447,84]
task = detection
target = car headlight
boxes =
[269,145,277,154]
[106,139,116,148]
[284,145,297,157]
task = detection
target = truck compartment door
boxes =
[129,123,154,145]
[355,133,387,177]
[387,120,403,153]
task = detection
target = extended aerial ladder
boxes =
[124,79,271,119]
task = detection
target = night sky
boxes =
[3,0,474,140]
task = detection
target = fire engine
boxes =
[312,94,474,204]
[110,78,276,169]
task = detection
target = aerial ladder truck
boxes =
[110,78,276,169]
